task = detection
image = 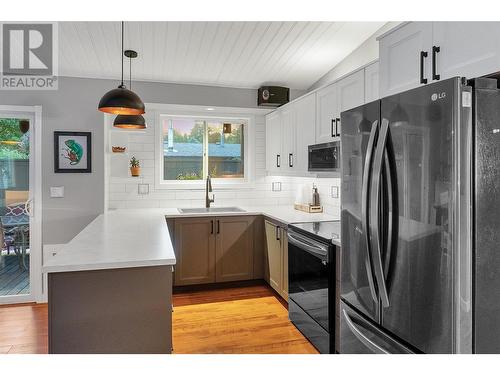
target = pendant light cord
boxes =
[129,53,132,90]
[121,21,124,87]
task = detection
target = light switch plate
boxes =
[330,186,339,198]
[138,183,150,195]
[50,186,64,198]
[272,182,282,192]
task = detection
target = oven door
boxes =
[288,229,331,332]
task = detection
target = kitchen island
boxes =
[43,210,176,354]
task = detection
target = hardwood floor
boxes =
[172,283,318,354]
[0,302,47,354]
[0,283,318,354]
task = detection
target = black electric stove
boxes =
[287,221,341,354]
[289,221,341,244]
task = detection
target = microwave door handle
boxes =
[342,309,389,354]
[370,118,390,308]
[362,120,379,303]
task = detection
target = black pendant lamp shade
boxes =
[113,114,146,129]
[98,86,144,115]
[98,22,145,115]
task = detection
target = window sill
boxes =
[155,180,255,191]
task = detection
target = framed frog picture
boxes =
[54,131,92,173]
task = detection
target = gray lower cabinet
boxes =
[174,217,216,285]
[215,216,255,283]
[173,215,262,286]
[264,220,288,300]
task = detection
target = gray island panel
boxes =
[48,265,172,354]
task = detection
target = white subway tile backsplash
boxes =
[106,113,341,218]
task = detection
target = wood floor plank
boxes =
[0,284,318,354]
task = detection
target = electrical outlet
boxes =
[330,186,339,198]
[272,182,282,192]
[138,183,150,195]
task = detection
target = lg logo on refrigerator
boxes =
[431,92,446,101]
[1,22,58,90]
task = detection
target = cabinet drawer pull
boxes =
[432,45,440,81]
[420,51,428,84]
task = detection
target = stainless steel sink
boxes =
[178,207,246,214]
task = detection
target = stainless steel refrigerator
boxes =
[339,77,500,353]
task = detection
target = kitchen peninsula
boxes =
[43,210,176,354]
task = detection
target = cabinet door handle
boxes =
[420,51,428,84]
[276,154,281,168]
[211,220,214,234]
[331,119,335,137]
[432,45,440,81]
[217,220,220,234]
[275,225,280,241]
[288,153,293,167]
[336,118,341,137]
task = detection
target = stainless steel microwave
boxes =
[308,142,340,172]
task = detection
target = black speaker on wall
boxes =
[257,86,290,107]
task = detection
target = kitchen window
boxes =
[160,115,246,183]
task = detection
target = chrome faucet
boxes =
[205,175,214,208]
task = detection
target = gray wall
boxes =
[0,76,304,244]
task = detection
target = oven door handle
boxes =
[287,231,329,261]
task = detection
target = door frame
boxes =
[0,105,42,304]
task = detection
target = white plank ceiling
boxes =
[58,22,384,90]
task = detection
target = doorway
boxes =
[0,106,42,304]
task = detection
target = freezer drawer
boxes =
[340,302,413,354]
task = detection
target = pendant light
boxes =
[113,50,147,129]
[98,22,145,115]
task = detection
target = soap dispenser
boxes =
[312,184,320,206]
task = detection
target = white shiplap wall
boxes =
[107,113,341,218]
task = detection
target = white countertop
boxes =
[43,206,337,274]
[162,205,337,225]
[43,210,176,273]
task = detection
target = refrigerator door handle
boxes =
[370,118,391,308]
[361,120,379,303]
[342,309,389,354]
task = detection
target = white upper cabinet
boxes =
[265,111,282,173]
[432,22,500,81]
[364,61,379,102]
[337,69,365,116]
[315,83,338,144]
[379,22,500,97]
[294,93,316,172]
[265,64,369,175]
[280,106,297,171]
[379,22,433,97]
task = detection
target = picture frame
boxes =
[54,131,92,173]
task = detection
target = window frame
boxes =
[153,106,256,191]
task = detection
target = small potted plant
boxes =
[130,156,140,177]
